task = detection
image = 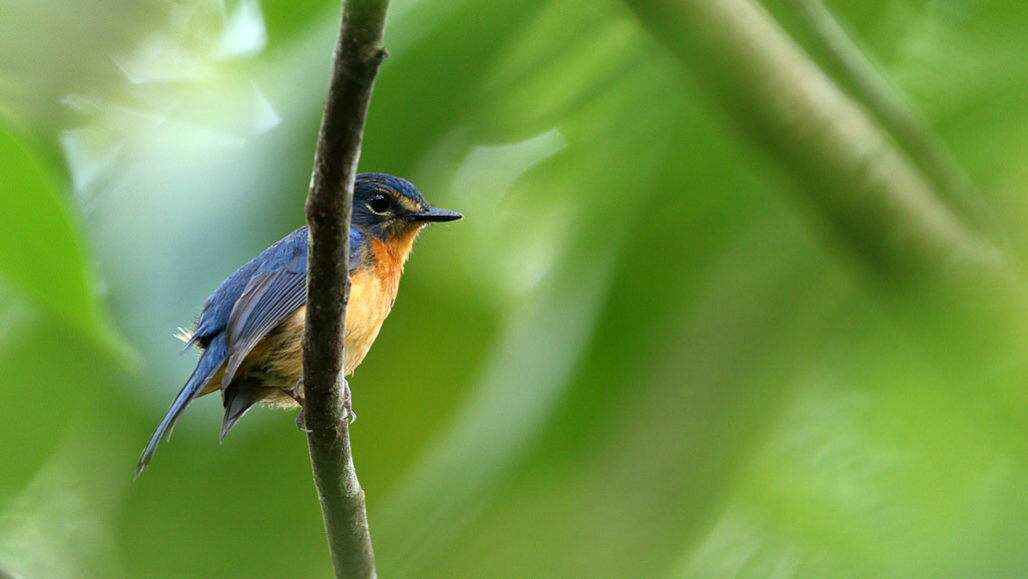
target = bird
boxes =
[136,173,461,475]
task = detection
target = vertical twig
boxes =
[302,1,389,578]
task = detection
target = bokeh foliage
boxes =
[0,0,1025,577]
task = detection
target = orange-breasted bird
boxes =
[136,173,461,475]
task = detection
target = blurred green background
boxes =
[0,0,1026,577]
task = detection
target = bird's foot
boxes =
[343,379,356,425]
[291,377,310,432]
[291,377,354,429]
[295,407,311,433]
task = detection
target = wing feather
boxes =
[203,227,366,391]
[221,268,306,388]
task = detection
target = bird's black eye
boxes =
[368,193,391,214]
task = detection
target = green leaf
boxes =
[0,123,126,359]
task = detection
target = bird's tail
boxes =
[135,333,228,477]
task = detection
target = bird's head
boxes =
[352,173,462,259]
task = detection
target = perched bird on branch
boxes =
[137,174,461,475]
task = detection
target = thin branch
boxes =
[302,0,389,578]
[783,0,1002,240]
[622,0,1002,280]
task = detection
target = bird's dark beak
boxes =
[407,207,463,223]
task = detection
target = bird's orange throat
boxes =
[370,224,424,286]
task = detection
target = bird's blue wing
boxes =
[217,226,367,387]
[183,226,307,349]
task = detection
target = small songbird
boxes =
[136,173,461,475]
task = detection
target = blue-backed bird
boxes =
[136,173,461,475]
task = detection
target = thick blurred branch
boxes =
[622,0,1001,280]
[783,0,1001,240]
[622,0,1028,424]
[302,0,389,578]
